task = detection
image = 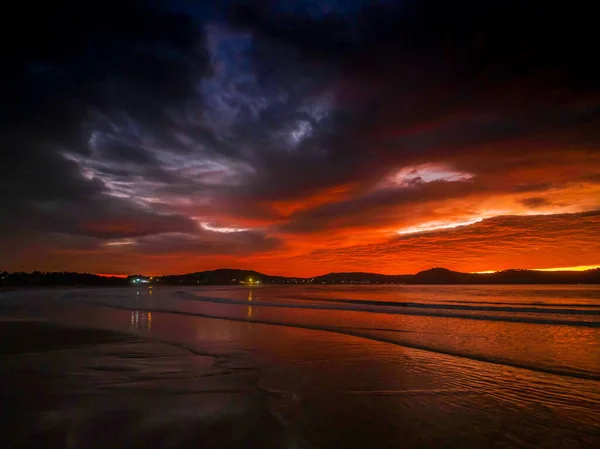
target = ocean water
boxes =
[1,285,599,448]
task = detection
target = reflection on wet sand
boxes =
[247,288,255,333]
[248,288,253,318]
[130,310,152,334]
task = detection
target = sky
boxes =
[1,0,599,276]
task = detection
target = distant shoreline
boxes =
[2,267,600,287]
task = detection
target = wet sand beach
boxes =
[1,285,600,448]
[0,318,301,449]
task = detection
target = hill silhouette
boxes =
[1,267,599,286]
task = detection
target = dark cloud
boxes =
[1,1,207,236]
[213,0,600,210]
[132,230,282,255]
[278,147,600,235]
[520,197,551,209]
[280,179,476,234]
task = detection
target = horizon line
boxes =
[89,264,600,278]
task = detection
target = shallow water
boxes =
[1,285,599,448]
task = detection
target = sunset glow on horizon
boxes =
[472,265,600,275]
[532,265,600,272]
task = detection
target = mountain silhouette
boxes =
[1,268,599,286]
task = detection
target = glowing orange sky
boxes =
[8,183,600,277]
[4,140,600,277]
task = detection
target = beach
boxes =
[1,285,599,448]
[0,317,301,448]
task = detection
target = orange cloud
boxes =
[8,211,598,278]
